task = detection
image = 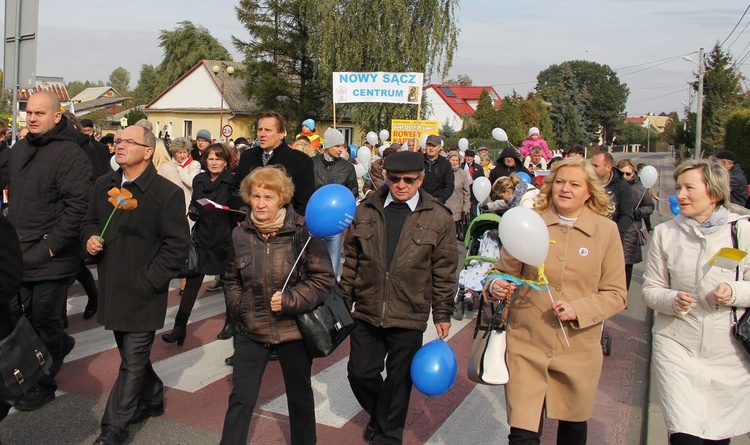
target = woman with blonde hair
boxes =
[219,166,334,445]
[484,157,627,444]
[643,160,750,444]
[485,172,540,214]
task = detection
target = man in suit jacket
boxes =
[83,125,189,445]
[231,111,315,216]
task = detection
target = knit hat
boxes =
[447,150,461,159]
[80,118,94,128]
[323,127,345,148]
[715,150,736,162]
[196,129,211,142]
[528,127,540,137]
[302,119,315,131]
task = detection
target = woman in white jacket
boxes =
[642,160,750,444]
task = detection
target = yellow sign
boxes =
[390,120,439,144]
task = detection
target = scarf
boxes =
[681,206,729,236]
[179,156,194,169]
[250,207,287,239]
[507,181,530,209]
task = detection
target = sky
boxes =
[3,0,750,117]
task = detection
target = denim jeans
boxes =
[323,232,343,277]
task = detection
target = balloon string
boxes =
[281,236,312,293]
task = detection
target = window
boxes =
[440,86,456,97]
[338,126,354,146]
[183,120,193,138]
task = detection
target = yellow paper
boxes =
[708,248,747,270]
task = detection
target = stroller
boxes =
[453,213,502,320]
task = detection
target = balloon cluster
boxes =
[669,195,680,215]
[410,339,458,396]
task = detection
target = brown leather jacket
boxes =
[340,187,458,331]
[224,205,335,344]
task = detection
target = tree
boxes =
[108,67,131,96]
[233,0,323,124]
[124,108,148,127]
[443,74,473,86]
[463,89,497,138]
[310,0,460,130]
[157,21,231,89]
[132,64,161,105]
[617,121,648,147]
[67,80,104,98]
[544,66,590,147]
[536,60,629,145]
[699,42,749,154]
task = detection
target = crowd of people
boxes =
[0,97,749,445]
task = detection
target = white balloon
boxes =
[639,165,658,189]
[366,131,378,146]
[420,134,429,149]
[356,146,372,169]
[492,127,508,142]
[401,142,409,151]
[378,145,387,156]
[458,138,469,152]
[498,207,550,266]
[354,162,365,178]
[110,155,119,171]
[472,177,491,202]
[379,129,390,143]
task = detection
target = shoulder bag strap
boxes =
[731,221,740,323]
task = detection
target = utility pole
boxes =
[695,47,705,159]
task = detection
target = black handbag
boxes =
[0,297,53,404]
[292,228,356,357]
[177,226,199,278]
[728,221,750,359]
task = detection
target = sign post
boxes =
[4,0,39,141]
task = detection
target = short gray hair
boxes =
[170,137,192,153]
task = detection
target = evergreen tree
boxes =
[157,21,231,88]
[548,67,589,148]
[108,67,131,96]
[132,64,161,105]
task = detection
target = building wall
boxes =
[147,111,254,141]
[424,88,464,132]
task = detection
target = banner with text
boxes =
[333,72,424,104]
[390,120,439,144]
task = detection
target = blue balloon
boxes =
[305,184,357,237]
[516,172,532,184]
[410,339,458,397]
[670,203,680,215]
[669,194,678,206]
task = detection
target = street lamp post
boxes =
[695,47,705,159]
[212,64,235,140]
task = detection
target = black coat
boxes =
[81,164,190,332]
[0,214,22,340]
[489,146,531,185]
[421,154,454,203]
[0,140,9,191]
[461,161,485,181]
[728,164,748,207]
[311,154,358,197]
[604,168,638,241]
[7,117,93,281]
[191,170,235,275]
[622,175,655,265]
[231,140,314,216]
[77,133,112,181]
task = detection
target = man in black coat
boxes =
[420,135,454,203]
[7,91,92,411]
[82,125,189,445]
[715,150,749,207]
[489,145,531,185]
[231,111,314,216]
[461,149,484,218]
[591,151,638,240]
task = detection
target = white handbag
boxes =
[467,296,509,385]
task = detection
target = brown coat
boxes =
[224,206,335,344]
[496,207,627,431]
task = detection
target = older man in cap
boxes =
[341,150,457,444]
[715,150,748,207]
[421,134,454,204]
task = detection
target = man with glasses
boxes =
[83,125,190,445]
[341,151,458,444]
[7,90,92,411]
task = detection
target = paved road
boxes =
[2,152,747,444]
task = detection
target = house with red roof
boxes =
[423,84,502,131]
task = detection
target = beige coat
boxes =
[496,207,628,431]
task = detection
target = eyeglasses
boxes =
[388,174,419,185]
[114,138,151,148]
[622,171,634,178]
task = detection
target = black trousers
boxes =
[17,278,69,393]
[508,414,588,445]
[101,330,163,441]
[669,433,730,445]
[347,320,423,445]
[220,336,315,445]
[174,273,205,324]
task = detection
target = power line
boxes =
[613,54,693,72]
[721,2,750,48]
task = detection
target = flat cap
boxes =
[464,149,476,157]
[383,151,424,173]
[425,135,442,146]
[715,150,736,162]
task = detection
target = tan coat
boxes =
[496,207,627,431]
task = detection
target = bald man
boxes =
[7,90,92,411]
